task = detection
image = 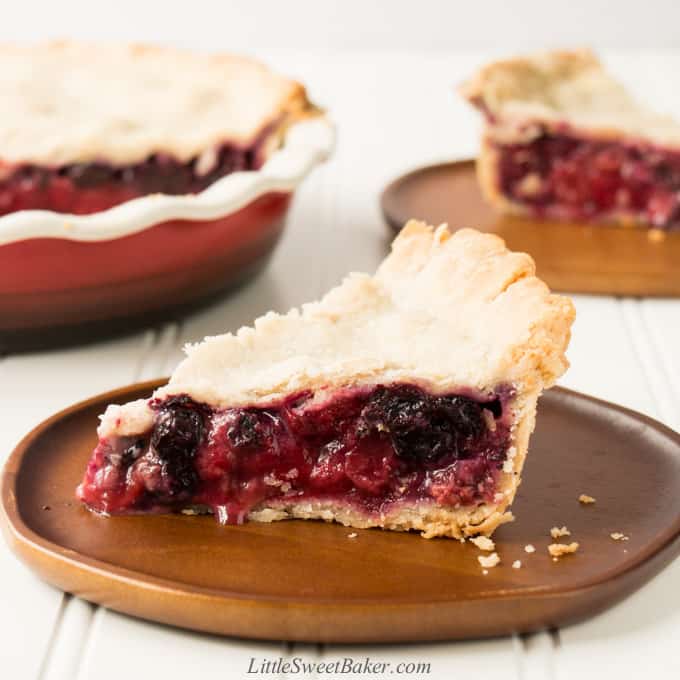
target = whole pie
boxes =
[0,42,317,216]
[462,49,680,230]
[77,221,575,539]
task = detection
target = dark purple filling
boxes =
[0,138,268,216]
[77,383,513,525]
[495,132,680,229]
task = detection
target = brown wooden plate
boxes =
[2,379,679,643]
[381,160,680,297]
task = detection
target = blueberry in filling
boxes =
[77,383,513,524]
[495,133,680,229]
[357,385,487,462]
[149,396,206,497]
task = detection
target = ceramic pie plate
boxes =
[1,379,679,643]
[381,160,680,297]
[0,118,334,352]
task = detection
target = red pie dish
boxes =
[0,42,332,350]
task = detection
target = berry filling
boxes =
[495,132,680,229]
[77,383,513,525]
[0,136,269,216]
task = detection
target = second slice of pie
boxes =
[462,49,680,230]
[77,221,575,538]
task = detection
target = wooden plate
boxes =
[2,380,679,643]
[381,160,680,297]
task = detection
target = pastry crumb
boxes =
[502,446,517,473]
[347,532,358,539]
[550,525,571,538]
[610,532,629,541]
[470,536,496,552]
[548,542,579,558]
[524,544,536,553]
[482,569,489,575]
[478,552,500,569]
[180,508,198,515]
[648,228,666,243]
[512,560,522,569]
[579,494,596,504]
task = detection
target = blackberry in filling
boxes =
[0,138,268,216]
[77,383,512,525]
[495,133,680,229]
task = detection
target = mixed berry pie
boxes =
[462,49,680,230]
[77,221,575,538]
[0,42,317,216]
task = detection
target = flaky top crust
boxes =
[461,49,680,147]
[142,222,574,412]
[0,41,316,167]
[101,221,574,439]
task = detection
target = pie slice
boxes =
[77,221,575,539]
[461,49,680,230]
[0,42,317,216]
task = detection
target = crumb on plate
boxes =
[470,536,495,552]
[512,560,522,569]
[550,525,571,539]
[524,544,536,553]
[478,552,500,569]
[610,532,629,541]
[648,228,666,243]
[548,542,579,558]
[579,494,596,504]
[347,532,358,539]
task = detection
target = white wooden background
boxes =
[1,50,679,679]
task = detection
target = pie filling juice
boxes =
[494,132,680,228]
[0,138,268,216]
[78,383,513,524]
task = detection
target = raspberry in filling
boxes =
[494,133,680,229]
[0,138,267,216]
[77,383,513,525]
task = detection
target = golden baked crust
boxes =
[0,41,318,167]
[461,49,680,147]
[98,221,575,538]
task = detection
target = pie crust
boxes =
[0,41,317,167]
[78,221,575,538]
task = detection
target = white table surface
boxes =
[1,50,679,679]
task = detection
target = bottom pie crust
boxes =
[189,499,516,540]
